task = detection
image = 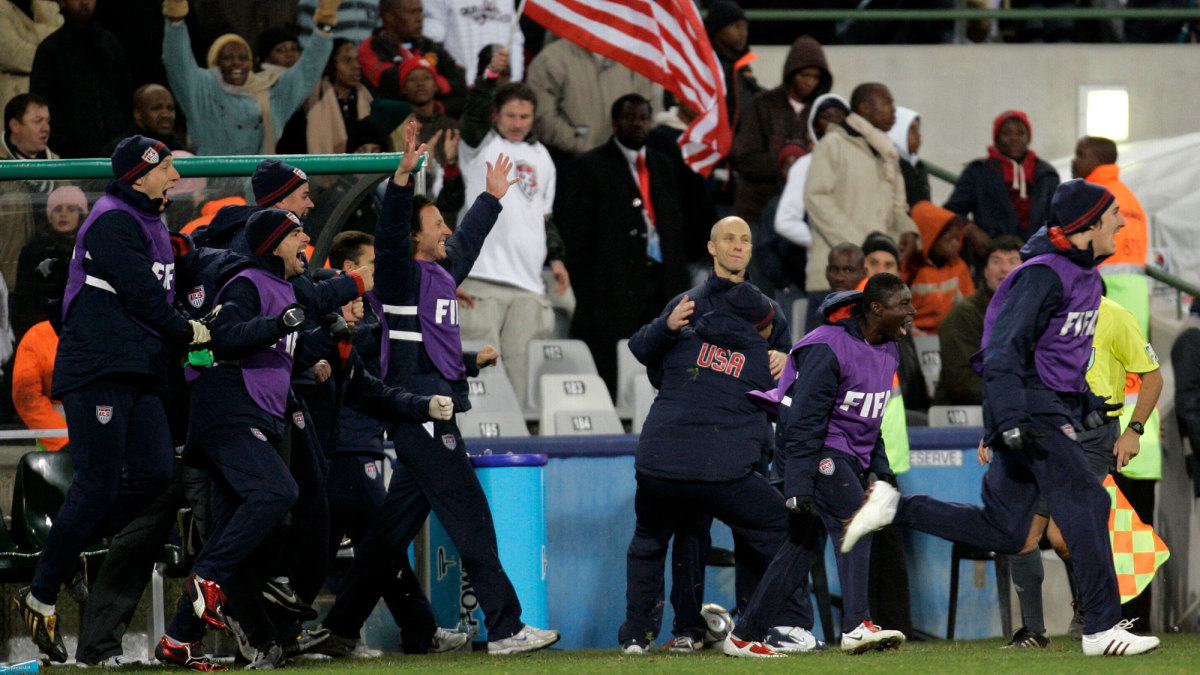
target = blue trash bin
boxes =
[428,453,548,642]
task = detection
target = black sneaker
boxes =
[314,631,380,658]
[1003,627,1051,649]
[282,627,332,659]
[1068,601,1084,641]
[12,586,67,662]
[261,578,317,620]
[155,635,228,671]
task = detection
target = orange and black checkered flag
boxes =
[1104,475,1170,603]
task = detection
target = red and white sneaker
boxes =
[185,574,227,632]
[1081,619,1159,656]
[722,634,784,658]
[840,621,905,653]
[155,635,228,671]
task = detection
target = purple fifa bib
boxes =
[980,252,1100,395]
[63,193,176,336]
[216,268,297,418]
[751,324,897,468]
[416,260,465,381]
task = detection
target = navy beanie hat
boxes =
[112,135,171,184]
[1051,178,1115,234]
[252,159,308,206]
[246,208,302,256]
[725,282,775,330]
[861,232,900,265]
[705,1,746,37]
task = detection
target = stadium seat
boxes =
[525,339,599,419]
[459,410,532,438]
[927,405,984,428]
[458,348,529,438]
[0,503,39,584]
[548,409,625,436]
[790,297,809,343]
[537,373,616,433]
[630,376,657,434]
[947,543,1012,640]
[615,339,645,420]
[911,334,942,398]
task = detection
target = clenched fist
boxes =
[428,395,454,421]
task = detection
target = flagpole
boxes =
[508,0,529,51]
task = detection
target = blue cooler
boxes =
[428,453,549,642]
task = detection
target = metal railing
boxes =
[0,153,407,181]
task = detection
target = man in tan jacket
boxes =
[804,82,916,331]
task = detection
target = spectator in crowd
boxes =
[298,0,378,43]
[524,36,661,165]
[774,93,849,282]
[561,93,689,396]
[306,38,374,154]
[13,318,65,451]
[1073,136,1150,335]
[11,184,85,341]
[732,36,832,290]
[754,142,808,296]
[105,84,184,155]
[1003,0,1074,42]
[1126,0,1197,42]
[647,97,718,267]
[826,243,866,294]
[29,0,131,158]
[402,57,460,167]
[944,110,1058,262]
[887,106,930,207]
[705,0,761,125]
[804,83,916,331]
[862,231,901,279]
[903,202,974,335]
[359,0,468,117]
[162,0,338,156]
[259,25,310,154]
[932,235,1022,406]
[0,0,62,115]
[457,73,567,409]
[423,0,524,83]
[1,92,56,293]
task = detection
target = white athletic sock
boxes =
[27,594,55,616]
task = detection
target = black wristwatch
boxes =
[1127,421,1145,436]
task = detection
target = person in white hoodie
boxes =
[773,93,849,253]
[886,106,930,208]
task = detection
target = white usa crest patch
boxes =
[141,147,159,164]
[818,458,835,476]
[251,427,268,442]
[95,406,113,425]
[441,434,457,450]
[364,462,378,480]
[188,286,205,309]
[292,412,305,429]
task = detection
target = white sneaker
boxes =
[664,635,697,652]
[1081,619,1159,656]
[722,634,784,658]
[430,627,470,653]
[840,482,900,553]
[487,625,560,654]
[840,621,905,654]
[766,626,827,653]
[621,641,649,655]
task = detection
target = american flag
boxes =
[523,0,731,176]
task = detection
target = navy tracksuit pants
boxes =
[31,380,175,605]
[893,413,1121,634]
[619,471,811,645]
[167,424,298,642]
[327,452,438,654]
[323,418,523,641]
[737,452,871,640]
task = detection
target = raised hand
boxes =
[393,116,428,186]
[487,48,510,77]
[485,153,519,199]
[428,395,455,420]
[666,294,694,331]
[351,264,374,292]
[442,128,461,167]
[476,345,499,368]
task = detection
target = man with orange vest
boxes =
[12,320,66,451]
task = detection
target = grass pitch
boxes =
[118,633,1200,674]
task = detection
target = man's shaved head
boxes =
[710,215,750,242]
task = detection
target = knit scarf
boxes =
[986,145,1037,199]
[207,34,281,154]
[845,112,899,184]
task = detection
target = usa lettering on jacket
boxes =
[434,297,458,325]
[696,343,745,378]
[1060,310,1098,337]
[838,389,892,419]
